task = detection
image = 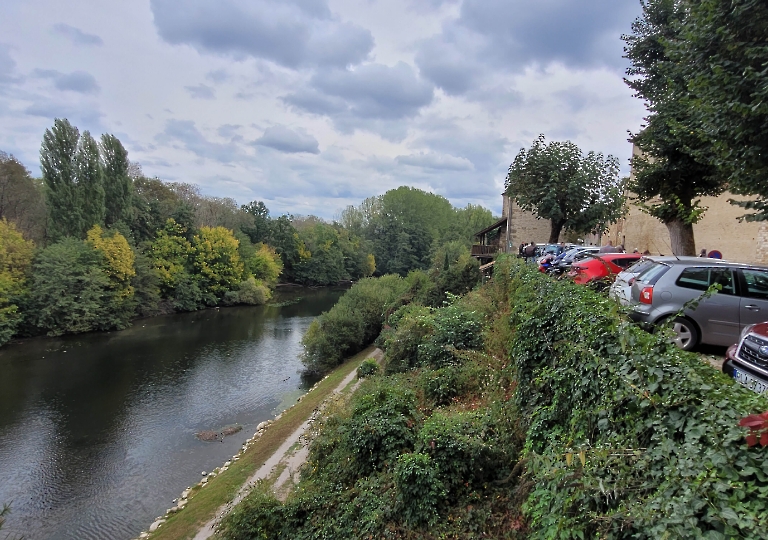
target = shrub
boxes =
[417,300,483,368]
[218,481,284,540]
[302,275,409,373]
[238,276,270,305]
[422,366,463,406]
[417,410,508,499]
[394,453,445,526]
[357,358,379,378]
[345,382,420,475]
[380,304,434,373]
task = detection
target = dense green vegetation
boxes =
[623,0,768,253]
[222,257,768,538]
[0,119,495,347]
[300,245,481,374]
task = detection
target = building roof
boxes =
[474,217,507,237]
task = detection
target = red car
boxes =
[568,253,642,285]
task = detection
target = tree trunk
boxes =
[549,220,564,244]
[665,218,696,256]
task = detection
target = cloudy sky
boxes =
[0,0,646,218]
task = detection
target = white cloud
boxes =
[255,125,320,154]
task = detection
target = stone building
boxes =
[604,193,768,263]
[472,194,565,262]
[603,144,768,263]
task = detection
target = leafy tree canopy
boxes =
[505,135,625,243]
[623,0,723,255]
[0,219,35,345]
[671,0,768,220]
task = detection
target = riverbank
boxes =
[142,346,378,540]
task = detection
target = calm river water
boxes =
[0,287,345,539]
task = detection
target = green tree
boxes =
[449,204,496,247]
[192,226,244,300]
[294,222,346,286]
[671,0,768,220]
[100,134,133,227]
[240,200,272,244]
[130,176,183,242]
[505,135,625,243]
[0,152,46,243]
[269,215,309,281]
[76,131,106,232]
[27,238,112,335]
[150,218,195,295]
[623,0,722,255]
[0,220,35,345]
[132,252,161,317]
[40,118,82,239]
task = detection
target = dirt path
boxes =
[193,348,384,540]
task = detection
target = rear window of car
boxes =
[675,267,735,295]
[637,262,669,284]
[625,259,655,275]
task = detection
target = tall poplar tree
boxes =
[100,134,132,226]
[623,0,722,255]
[40,118,82,239]
[75,131,105,233]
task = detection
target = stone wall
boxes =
[503,195,565,249]
[605,193,767,263]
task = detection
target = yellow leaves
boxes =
[151,220,194,291]
[192,226,244,294]
[86,225,135,299]
[0,219,34,287]
[246,243,283,284]
[86,225,136,283]
[364,253,376,277]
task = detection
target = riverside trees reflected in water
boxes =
[0,287,345,540]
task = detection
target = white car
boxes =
[609,258,656,305]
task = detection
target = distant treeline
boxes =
[0,119,496,346]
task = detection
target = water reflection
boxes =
[0,287,344,539]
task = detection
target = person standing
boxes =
[523,241,537,262]
[599,240,617,253]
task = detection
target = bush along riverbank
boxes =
[219,255,768,539]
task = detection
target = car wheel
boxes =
[667,317,699,350]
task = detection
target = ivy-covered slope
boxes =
[220,257,768,539]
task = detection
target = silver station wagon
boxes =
[627,257,768,350]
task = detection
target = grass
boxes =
[148,345,376,540]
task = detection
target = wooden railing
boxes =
[471,245,498,256]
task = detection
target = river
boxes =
[0,287,346,539]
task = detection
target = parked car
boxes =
[568,253,642,285]
[627,257,768,350]
[723,322,768,395]
[609,257,657,305]
[554,246,601,272]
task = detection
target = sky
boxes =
[0,0,646,219]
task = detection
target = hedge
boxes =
[507,258,768,538]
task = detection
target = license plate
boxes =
[733,368,768,394]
